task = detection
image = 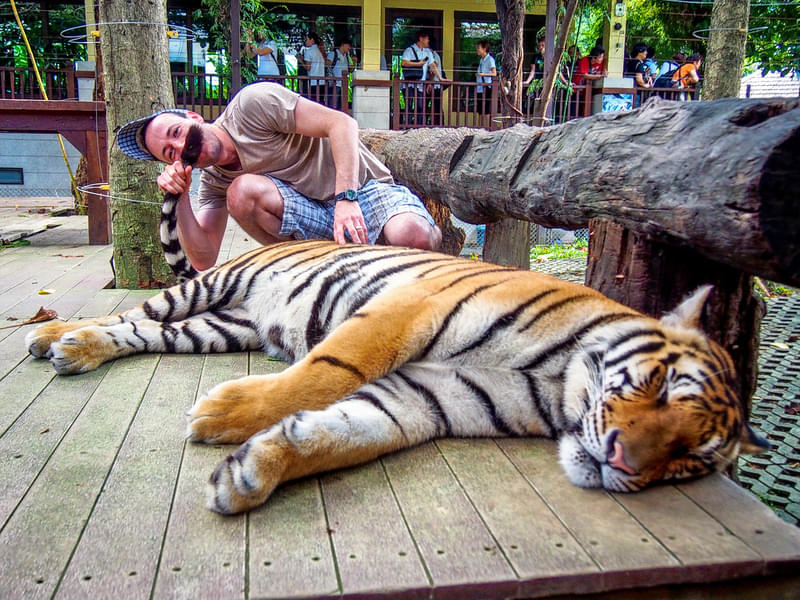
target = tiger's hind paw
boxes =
[206,428,287,514]
[25,321,83,358]
[187,375,277,444]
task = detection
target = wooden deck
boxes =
[1,215,799,599]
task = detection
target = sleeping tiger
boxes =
[25,240,769,514]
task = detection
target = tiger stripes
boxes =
[25,240,769,514]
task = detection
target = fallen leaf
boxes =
[40,428,50,434]
[37,289,55,295]
[0,306,59,329]
[769,342,790,350]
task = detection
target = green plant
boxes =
[529,241,589,261]
[0,239,31,250]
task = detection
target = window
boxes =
[0,168,23,185]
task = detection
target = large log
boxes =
[360,96,800,287]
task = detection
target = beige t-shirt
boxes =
[197,82,393,208]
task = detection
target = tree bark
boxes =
[704,0,750,100]
[360,96,800,287]
[99,0,175,288]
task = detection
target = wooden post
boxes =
[230,0,241,95]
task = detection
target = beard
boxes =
[181,122,205,166]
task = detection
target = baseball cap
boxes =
[115,108,189,161]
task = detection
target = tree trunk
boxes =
[360,96,800,287]
[533,0,580,127]
[704,0,750,100]
[99,0,175,288]
[490,0,530,269]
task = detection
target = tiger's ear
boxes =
[660,285,713,329]
[739,423,771,454]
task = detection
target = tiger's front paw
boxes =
[48,327,114,375]
[187,375,278,444]
[25,321,83,358]
[206,427,289,514]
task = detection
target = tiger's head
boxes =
[559,285,770,493]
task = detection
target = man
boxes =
[572,46,608,86]
[116,82,441,271]
[326,38,356,110]
[299,32,326,103]
[628,43,652,88]
[245,31,280,82]
[401,31,434,125]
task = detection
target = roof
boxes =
[740,70,800,98]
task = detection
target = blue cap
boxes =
[115,108,189,161]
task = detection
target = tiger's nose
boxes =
[606,430,637,475]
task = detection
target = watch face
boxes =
[345,189,357,201]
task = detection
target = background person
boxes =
[475,39,497,124]
[245,31,280,82]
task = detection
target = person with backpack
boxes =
[245,31,281,83]
[655,52,686,86]
[401,31,435,125]
[627,43,653,89]
[672,54,703,89]
[326,38,357,110]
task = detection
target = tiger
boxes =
[25,239,769,514]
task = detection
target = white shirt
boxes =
[477,53,496,93]
[326,49,352,86]
[401,43,434,85]
[257,40,279,76]
[301,43,325,85]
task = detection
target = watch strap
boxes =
[334,189,358,202]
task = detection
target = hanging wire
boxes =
[10,0,81,208]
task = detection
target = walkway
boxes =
[0,206,798,599]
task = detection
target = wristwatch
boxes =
[334,189,358,202]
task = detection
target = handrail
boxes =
[2,65,703,130]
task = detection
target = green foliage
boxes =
[196,0,289,83]
[530,241,589,261]
[574,0,797,76]
[0,239,31,250]
[1,2,86,68]
[747,1,800,75]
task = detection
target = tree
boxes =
[489,0,530,269]
[705,0,750,99]
[99,0,175,288]
[533,0,580,127]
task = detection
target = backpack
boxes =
[403,46,424,81]
[653,68,678,89]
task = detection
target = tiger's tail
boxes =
[160,191,199,282]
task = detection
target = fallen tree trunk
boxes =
[361,96,800,287]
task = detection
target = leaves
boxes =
[0,306,58,330]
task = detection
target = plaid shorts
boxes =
[274,178,434,244]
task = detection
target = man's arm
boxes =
[292,96,368,245]
[158,162,228,270]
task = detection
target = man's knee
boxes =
[383,214,441,250]
[226,174,281,221]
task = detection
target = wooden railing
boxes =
[0,66,86,100]
[1,66,699,130]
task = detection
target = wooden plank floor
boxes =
[0,217,799,599]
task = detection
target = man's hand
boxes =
[157,161,193,196]
[333,200,368,244]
